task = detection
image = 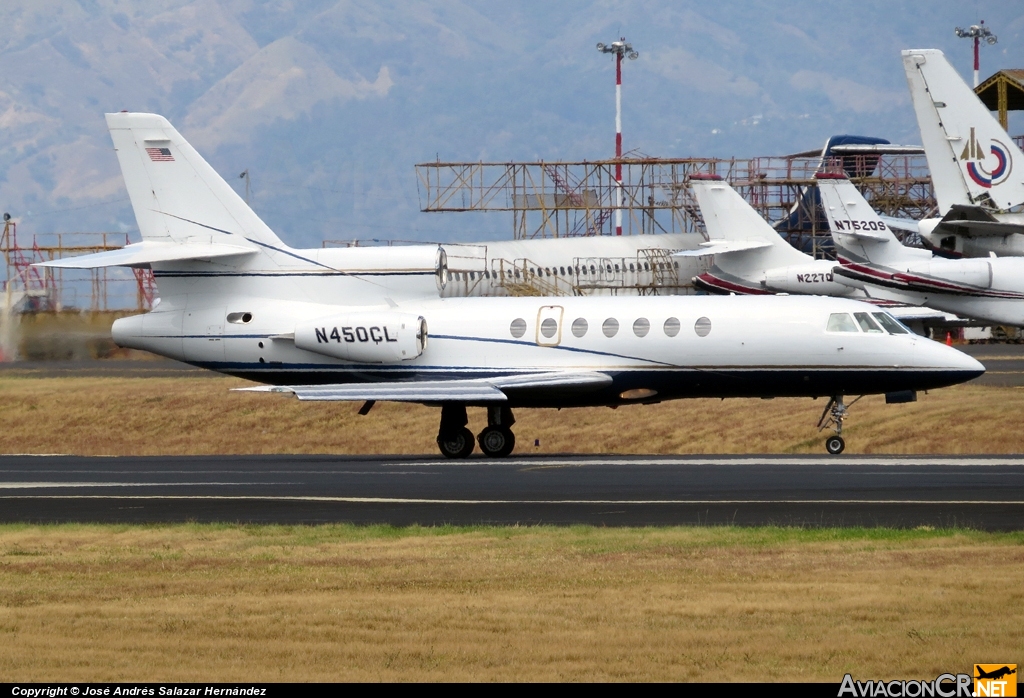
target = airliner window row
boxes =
[826,312,910,335]
[449,261,681,282]
[510,316,709,339]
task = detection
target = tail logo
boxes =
[962,128,1012,188]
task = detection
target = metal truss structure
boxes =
[416,152,938,259]
[1,221,155,312]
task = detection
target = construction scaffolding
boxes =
[1,220,156,312]
[4,134,1022,311]
[416,151,939,258]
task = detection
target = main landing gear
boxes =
[817,394,862,455]
[436,404,516,459]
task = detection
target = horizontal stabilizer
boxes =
[936,205,1024,237]
[936,219,1024,237]
[836,228,891,242]
[33,240,259,269]
[886,305,958,323]
[942,204,999,223]
[829,144,924,155]
[878,216,920,234]
[235,371,613,403]
[674,239,772,257]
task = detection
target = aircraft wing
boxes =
[33,240,259,269]
[859,285,929,307]
[235,371,614,402]
[673,239,772,257]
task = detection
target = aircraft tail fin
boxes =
[902,49,1024,212]
[689,176,810,270]
[817,173,924,265]
[105,112,288,250]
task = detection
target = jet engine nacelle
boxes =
[909,259,992,288]
[917,219,965,257]
[295,312,427,363]
[762,263,853,296]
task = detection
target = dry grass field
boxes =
[1,373,1022,682]
[0,373,1022,455]
[0,524,1021,682]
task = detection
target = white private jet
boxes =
[896,49,1024,257]
[820,173,1024,326]
[681,174,863,297]
[677,174,950,330]
[36,113,984,457]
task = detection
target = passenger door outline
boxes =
[535,305,564,347]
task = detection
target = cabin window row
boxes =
[510,316,711,339]
[449,260,681,282]
[826,312,909,335]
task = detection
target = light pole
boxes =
[239,169,250,205]
[597,38,638,235]
[955,21,997,88]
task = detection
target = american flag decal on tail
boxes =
[146,147,174,162]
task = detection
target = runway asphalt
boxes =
[957,344,1024,387]
[2,349,1024,530]
[1,454,1022,529]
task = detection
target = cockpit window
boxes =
[854,312,884,333]
[872,312,910,335]
[826,313,859,333]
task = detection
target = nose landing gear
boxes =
[825,434,845,456]
[817,395,862,455]
[436,404,517,459]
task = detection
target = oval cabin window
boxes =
[694,317,712,337]
[510,318,527,338]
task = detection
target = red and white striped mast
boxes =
[955,20,997,88]
[597,38,638,235]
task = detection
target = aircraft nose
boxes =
[934,342,985,380]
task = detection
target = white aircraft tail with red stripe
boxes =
[817,174,929,266]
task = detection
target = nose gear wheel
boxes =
[817,395,861,455]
